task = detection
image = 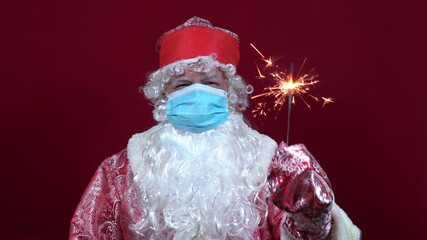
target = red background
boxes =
[1,0,426,239]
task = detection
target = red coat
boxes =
[70,141,360,240]
[69,149,286,240]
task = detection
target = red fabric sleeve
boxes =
[267,142,334,240]
[70,150,136,240]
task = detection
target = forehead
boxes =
[171,68,223,77]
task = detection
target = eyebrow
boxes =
[202,73,221,81]
[171,77,192,87]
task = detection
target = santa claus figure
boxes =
[70,17,360,240]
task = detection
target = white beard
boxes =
[130,114,271,240]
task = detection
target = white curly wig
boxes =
[141,55,253,122]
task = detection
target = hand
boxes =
[268,142,334,240]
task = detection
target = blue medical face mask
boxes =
[166,84,230,133]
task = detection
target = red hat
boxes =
[157,17,240,68]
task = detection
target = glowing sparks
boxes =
[250,43,333,117]
[250,43,265,58]
[263,57,274,67]
[255,65,265,79]
[252,102,268,117]
[251,43,276,68]
[321,97,334,107]
[252,71,319,111]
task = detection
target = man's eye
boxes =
[175,83,191,89]
[205,81,219,86]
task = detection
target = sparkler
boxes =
[250,43,334,144]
